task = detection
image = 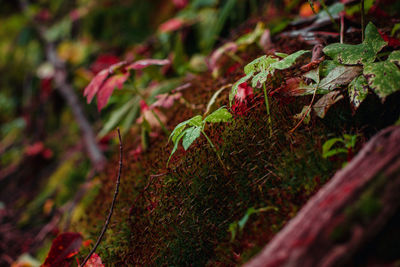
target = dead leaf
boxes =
[313,91,343,118]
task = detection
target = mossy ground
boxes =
[72,68,374,266]
[72,26,400,265]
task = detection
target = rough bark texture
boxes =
[245,125,400,267]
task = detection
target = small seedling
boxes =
[228,206,278,242]
[322,134,358,159]
[167,107,232,169]
[230,50,309,136]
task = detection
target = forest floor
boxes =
[2,1,400,266]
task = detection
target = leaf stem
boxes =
[263,83,273,137]
[201,130,227,171]
[361,0,365,42]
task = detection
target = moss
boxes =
[75,90,354,265]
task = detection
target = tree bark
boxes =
[245,125,400,267]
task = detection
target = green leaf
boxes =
[274,52,288,58]
[317,3,344,19]
[236,22,265,47]
[348,75,369,109]
[319,65,362,91]
[251,71,269,88]
[388,50,400,65]
[323,148,348,158]
[169,115,203,143]
[270,50,309,70]
[230,72,253,106]
[205,85,230,115]
[238,207,257,231]
[98,98,138,137]
[204,107,232,123]
[244,56,266,74]
[322,137,345,158]
[167,130,186,167]
[343,134,358,149]
[182,126,201,150]
[319,60,341,78]
[323,22,387,65]
[303,67,320,83]
[228,222,238,242]
[244,55,278,74]
[363,61,400,100]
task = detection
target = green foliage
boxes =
[319,22,400,109]
[229,206,278,242]
[323,22,387,65]
[167,107,232,166]
[363,60,400,99]
[230,50,309,105]
[322,134,358,159]
[348,75,368,109]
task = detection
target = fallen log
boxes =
[245,125,400,267]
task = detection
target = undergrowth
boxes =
[75,92,351,265]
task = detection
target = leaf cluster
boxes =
[167,107,232,166]
[229,50,310,105]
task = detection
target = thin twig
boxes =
[289,79,320,133]
[81,128,123,266]
[340,11,344,44]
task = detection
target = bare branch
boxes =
[81,128,123,266]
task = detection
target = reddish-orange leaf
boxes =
[42,232,82,267]
[83,69,109,104]
[97,72,129,111]
[84,253,105,267]
[125,59,170,70]
[299,2,319,17]
[150,92,182,109]
[172,0,188,9]
[158,18,185,33]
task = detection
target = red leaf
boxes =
[172,0,188,9]
[42,232,82,267]
[159,18,186,33]
[90,54,120,75]
[97,72,129,111]
[125,59,170,70]
[150,92,182,109]
[140,99,150,112]
[84,253,105,267]
[83,69,109,104]
[209,42,238,73]
[25,142,45,156]
[231,82,254,116]
[379,31,400,48]
[235,82,254,103]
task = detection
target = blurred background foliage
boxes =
[0,0,275,264]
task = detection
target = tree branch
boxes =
[81,128,123,266]
[19,0,106,170]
